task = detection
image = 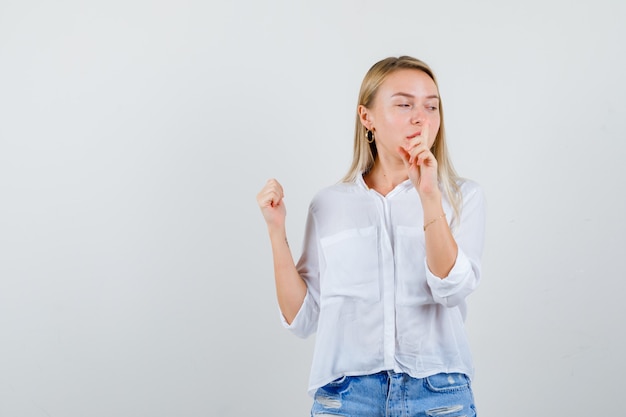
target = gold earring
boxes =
[366,130,374,144]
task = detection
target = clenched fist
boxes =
[257,178,287,229]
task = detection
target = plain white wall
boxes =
[1,1,625,416]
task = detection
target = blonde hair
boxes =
[342,56,463,226]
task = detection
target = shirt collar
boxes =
[357,172,414,195]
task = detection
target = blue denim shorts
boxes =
[311,371,476,417]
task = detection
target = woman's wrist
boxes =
[268,225,288,243]
[419,188,442,207]
[423,213,446,231]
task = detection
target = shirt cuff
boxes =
[279,290,315,338]
[425,248,475,305]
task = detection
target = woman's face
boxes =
[360,69,441,161]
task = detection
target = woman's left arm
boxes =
[424,183,486,307]
[399,124,461,278]
[399,124,486,306]
[421,190,458,277]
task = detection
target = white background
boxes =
[1,1,625,416]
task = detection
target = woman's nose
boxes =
[411,108,424,124]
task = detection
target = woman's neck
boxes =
[363,159,408,196]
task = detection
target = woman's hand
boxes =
[397,122,439,197]
[257,178,287,229]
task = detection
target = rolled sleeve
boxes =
[425,248,480,307]
[280,289,319,338]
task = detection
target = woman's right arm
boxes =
[257,179,307,324]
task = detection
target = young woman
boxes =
[257,56,485,417]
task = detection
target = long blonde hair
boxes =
[342,56,463,226]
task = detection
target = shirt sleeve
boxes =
[425,181,486,307]
[280,203,320,338]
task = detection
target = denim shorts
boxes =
[311,371,476,417]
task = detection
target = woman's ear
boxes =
[358,105,373,131]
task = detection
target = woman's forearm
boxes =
[421,192,458,278]
[268,226,307,324]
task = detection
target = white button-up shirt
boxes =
[283,175,486,396]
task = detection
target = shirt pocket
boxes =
[319,226,380,303]
[395,225,432,306]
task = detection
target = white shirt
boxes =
[283,175,486,396]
